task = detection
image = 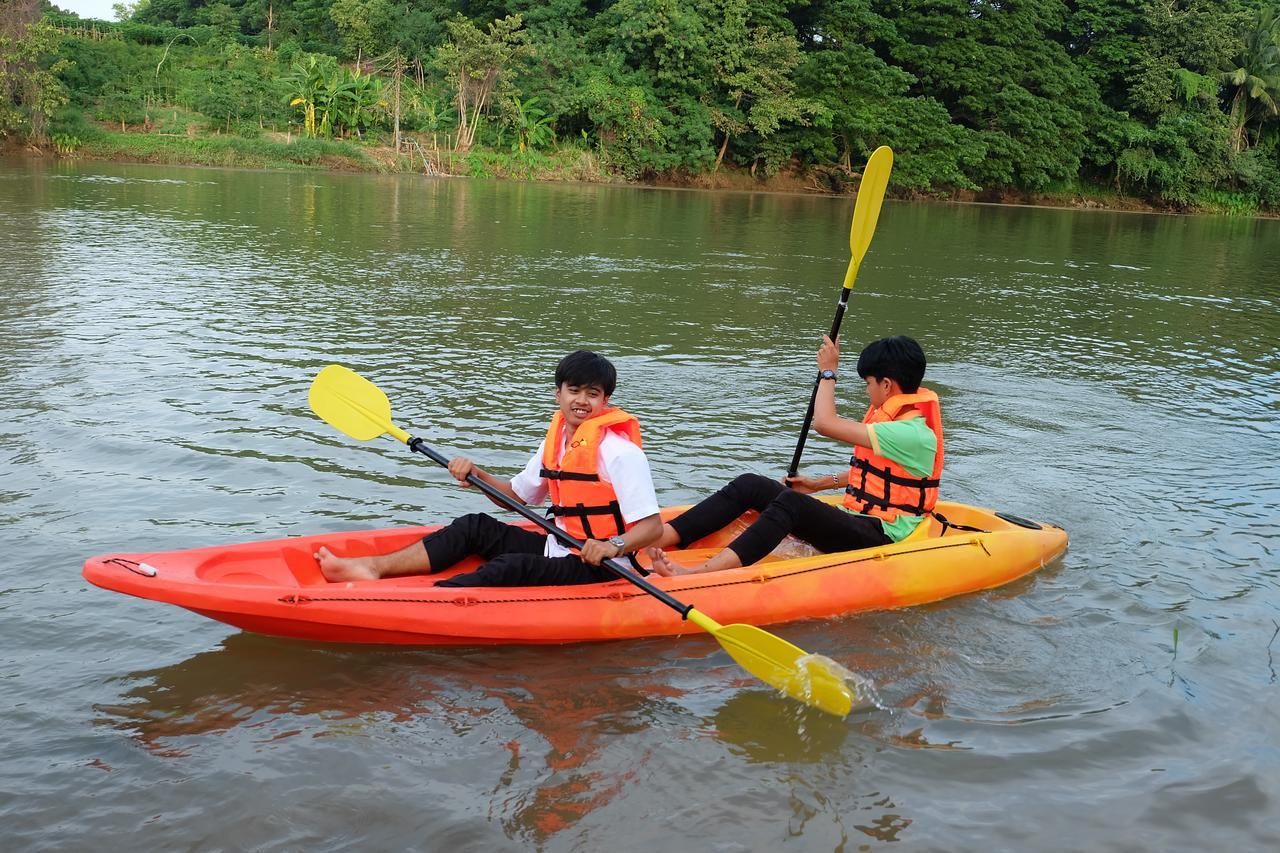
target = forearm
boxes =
[471,468,524,508]
[813,382,872,448]
[617,514,662,553]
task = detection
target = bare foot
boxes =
[646,546,692,577]
[315,546,380,582]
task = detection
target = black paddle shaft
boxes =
[786,288,852,479]
[406,437,694,618]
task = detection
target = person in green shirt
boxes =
[648,335,943,576]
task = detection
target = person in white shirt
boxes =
[315,351,662,587]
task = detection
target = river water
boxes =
[1,157,1276,851]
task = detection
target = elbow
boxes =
[633,515,663,548]
[811,415,834,438]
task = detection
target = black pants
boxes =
[425,512,615,587]
[669,473,891,565]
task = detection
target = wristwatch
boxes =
[818,369,838,382]
[608,535,628,555]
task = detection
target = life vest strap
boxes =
[539,467,600,482]
[932,512,989,535]
[548,500,627,537]
[848,456,941,490]
[847,456,937,515]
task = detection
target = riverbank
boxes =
[12,121,1270,218]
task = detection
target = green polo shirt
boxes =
[840,415,938,542]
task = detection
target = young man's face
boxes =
[555,382,610,429]
[864,375,894,409]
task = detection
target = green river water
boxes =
[1,157,1277,851]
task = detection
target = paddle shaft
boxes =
[785,288,851,479]
[406,437,694,617]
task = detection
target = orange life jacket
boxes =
[540,408,642,541]
[843,388,944,523]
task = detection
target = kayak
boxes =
[82,498,1066,645]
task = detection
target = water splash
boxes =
[794,653,884,715]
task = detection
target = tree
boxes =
[330,0,395,64]
[704,1,818,171]
[112,0,149,22]
[504,93,554,154]
[1220,5,1280,152]
[589,0,717,172]
[0,0,71,143]
[433,14,530,152]
[875,0,1100,190]
[794,1,984,191]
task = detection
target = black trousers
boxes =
[425,512,616,587]
[669,473,891,565]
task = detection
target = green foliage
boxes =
[31,0,1280,212]
[502,94,553,154]
[285,54,387,138]
[50,131,80,153]
[1116,107,1234,204]
[433,13,530,151]
[1190,188,1259,215]
[96,86,146,129]
[1,13,72,142]
[329,0,394,60]
[1220,6,1280,153]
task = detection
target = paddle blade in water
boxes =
[309,364,394,442]
[688,611,854,717]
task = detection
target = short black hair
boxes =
[856,336,927,393]
[555,350,617,396]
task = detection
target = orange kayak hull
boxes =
[83,500,1067,645]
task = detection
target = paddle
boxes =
[308,364,856,717]
[786,145,894,480]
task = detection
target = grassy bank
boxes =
[34,109,1271,218]
[48,107,383,171]
[44,107,624,182]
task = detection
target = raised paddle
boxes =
[786,145,894,480]
[308,364,856,717]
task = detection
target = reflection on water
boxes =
[2,157,1278,850]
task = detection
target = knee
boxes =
[770,487,810,515]
[453,512,497,533]
[727,473,772,493]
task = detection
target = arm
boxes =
[581,513,663,566]
[448,457,526,508]
[783,470,849,494]
[810,334,874,449]
[579,437,663,566]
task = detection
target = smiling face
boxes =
[555,382,610,429]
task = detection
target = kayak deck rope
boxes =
[102,557,157,577]
[279,538,992,606]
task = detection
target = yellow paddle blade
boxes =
[687,609,854,718]
[308,364,409,444]
[842,145,894,290]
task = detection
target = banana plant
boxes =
[286,56,336,138]
[506,94,555,154]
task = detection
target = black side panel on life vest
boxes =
[846,455,939,514]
